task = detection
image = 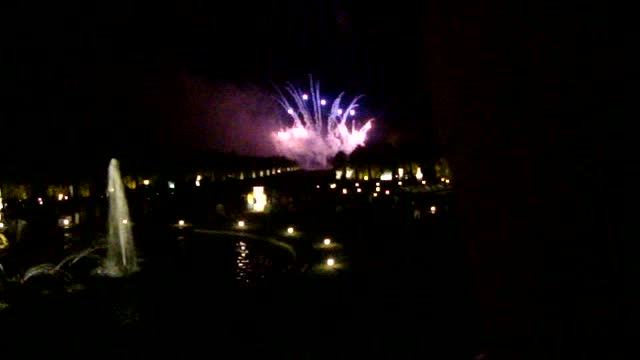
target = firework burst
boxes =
[272,76,373,169]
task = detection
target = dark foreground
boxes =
[0,192,477,359]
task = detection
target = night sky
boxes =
[5,1,430,163]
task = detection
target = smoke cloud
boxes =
[183,75,281,157]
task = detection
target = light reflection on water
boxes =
[235,240,271,285]
[63,232,73,250]
[236,241,251,285]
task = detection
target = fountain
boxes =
[99,159,138,277]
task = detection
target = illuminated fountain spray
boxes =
[272,76,373,169]
[100,159,138,277]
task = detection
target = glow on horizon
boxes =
[272,75,374,170]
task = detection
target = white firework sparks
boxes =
[272,76,373,169]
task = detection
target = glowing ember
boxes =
[272,76,374,169]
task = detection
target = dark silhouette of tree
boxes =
[330,151,348,179]
[349,145,372,179]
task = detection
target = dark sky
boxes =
[4,1,430,162]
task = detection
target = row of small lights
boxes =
[333,170,449,186]
[23,177,441,208]
[321,182,440,213]
[175,219,247,229]
[323,179,432,189]
[29,194,68,206]
[140,168,297,189]
[10,193,73,206]
[325,182,393,196]
[53,217,131,226]
[322,175,449,194]
[18,174,440,207]
[33,191,442,231]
